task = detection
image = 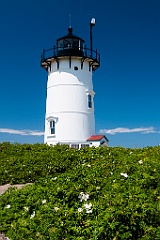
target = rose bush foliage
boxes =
[0,143,160,239]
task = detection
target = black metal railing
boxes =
[41,45,100,64]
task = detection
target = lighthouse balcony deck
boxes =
[41,46,100,71]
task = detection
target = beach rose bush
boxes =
[0,143,160,239]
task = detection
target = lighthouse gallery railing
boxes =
[41,46,100,64]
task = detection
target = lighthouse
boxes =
[41,20,108,148]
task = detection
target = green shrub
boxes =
[0,144,160,239]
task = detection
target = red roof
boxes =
[87,135,106,141]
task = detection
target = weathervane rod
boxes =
[69,14,72,28]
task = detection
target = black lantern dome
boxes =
[41,27,100,71]
[56,27,85,57]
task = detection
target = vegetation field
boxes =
[0,142,160,239]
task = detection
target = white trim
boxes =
[46,116,58,123]
[86,89,95,96]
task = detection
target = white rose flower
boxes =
[120,173,128,178]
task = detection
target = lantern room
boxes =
[57,27,84,57]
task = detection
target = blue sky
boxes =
[0,0,159,148]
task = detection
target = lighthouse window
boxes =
[50,120,55,134]
[73,40,79,49]
[74,66,78,71]
[71,144,79,149]
[64,39,72,49]
[88,94,92,108]
[58,40,63,49]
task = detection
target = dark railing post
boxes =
[54,46,56,56]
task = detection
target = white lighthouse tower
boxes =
[41,20,108,148]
